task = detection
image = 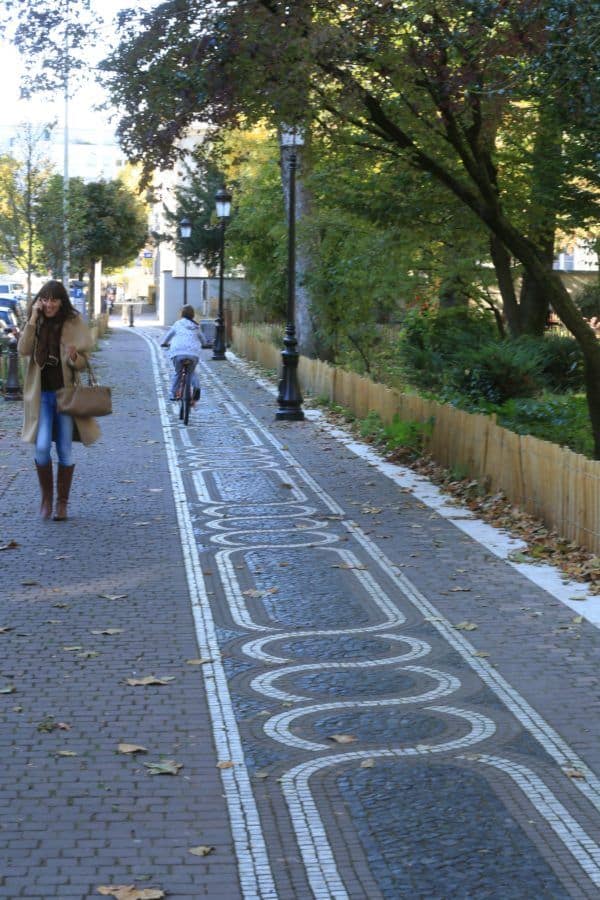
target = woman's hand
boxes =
[30,300,43,323]
[66,345,78,362]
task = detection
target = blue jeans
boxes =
[170,356,200,399]
[35,391,74,467]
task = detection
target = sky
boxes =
[1,0,158,161]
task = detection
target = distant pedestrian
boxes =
[161,305,203,403]
[17,279,100,521]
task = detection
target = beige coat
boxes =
[18,315,101,446]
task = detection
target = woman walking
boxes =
[18,280,100,521]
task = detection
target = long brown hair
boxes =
[29,280,78,323]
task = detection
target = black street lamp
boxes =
[276,125,304,421]
[179,216,192,305]
[212,187,232,360]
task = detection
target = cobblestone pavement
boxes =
[1,319,600,900]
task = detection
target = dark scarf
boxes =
[34,316,64,369]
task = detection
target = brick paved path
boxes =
[1,320,600,899]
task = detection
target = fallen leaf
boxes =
[360,758,375,768]
[571,615,584,624]
[144,758,183,776]
[188,845,214,857]
[125,676,175,687]
[118,743,148,755]
[564,768,585,780]
[91,629,124,636]
[0,684,16,694]
[217,761,235,769]
[21,580,39,586]
[454,621,478,631]
[98,594,129,601]
[96,887,165,900]
[0,540,19,551]
[331,563,367,570]
[78,650,100,659]
[449,587,471,592]
[328,734,357,744]
[55,750,78,757]
[473,651,490,658]
[569,595,588,602]
[62,646,83,652]
[0,627,14,634]
[186,658,211,666]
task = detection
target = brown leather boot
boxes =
[35,461,53,519]
[54,464,75,521]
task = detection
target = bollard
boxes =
[4,337,23,401]
[128,304,135,327]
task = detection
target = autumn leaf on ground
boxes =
[91,629,124,636]
[0,627,14,634]
[328,734,357,744]
[186,658,212,666]
[0,540,19,551]
[125,676,175,686]
[454,621,478,631]
[217,761,235,769]
[63,646,83,652]
[78,650,100,659]
[449,587,471,592]
[473,651,490,658]
[21,580,39,586]
[0,684,16,694]
[331,563,367,570]
[571,615,584,624]
[37,717,71,732]
[97,887,165,900]
[144,758,183,776]
[98,594,129,601]
[118,743,148,755]
[188,845,215,857]
[55,750,77,757]
[360,758,375,768]
[564,768,586,779]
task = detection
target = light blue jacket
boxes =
[163,319,203,359]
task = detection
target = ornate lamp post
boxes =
[212,187,232,361]
[179,216,192,306]
[276,125,304,421]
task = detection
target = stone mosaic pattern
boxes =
[139,330,600,899]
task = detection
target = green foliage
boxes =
[36,175,89,276]
[359,410,432,458]
[398,306,497,390]
[160,149,224,276]
[496,395,593,458]
[574,282,600,319]
[515,334,585,393]
[445,341,544,405]
[82,179,147,271]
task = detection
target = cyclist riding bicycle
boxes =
[160,305,205,404]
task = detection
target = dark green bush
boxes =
[514,334,584,393]
[398,306,497,390]
[574,282,600,319]
[445,340,544,404]
[497,394,592,457]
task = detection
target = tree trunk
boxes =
[489,235,521,337]
[280,141,317,358]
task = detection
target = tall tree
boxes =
[35,174,89,277]
[0,125,54,298]
[102,0,600,453]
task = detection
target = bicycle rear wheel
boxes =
[179,369,187,422]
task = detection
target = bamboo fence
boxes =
[233,324,600,555]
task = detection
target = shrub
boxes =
[497,394,592,457]
[398,306,497,390]
[445,340,544,404]
[574,282,600,319]
[514,334,584,393]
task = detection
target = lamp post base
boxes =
[276,328,304,421]
[212,316,226,360]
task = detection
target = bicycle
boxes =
[174,357,195,426]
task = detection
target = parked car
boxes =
[0,306,19,336]
[0,280,24,299]
[0,296,26,321]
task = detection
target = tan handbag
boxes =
[56,361,112,417]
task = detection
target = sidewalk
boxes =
[1,320,600,899]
